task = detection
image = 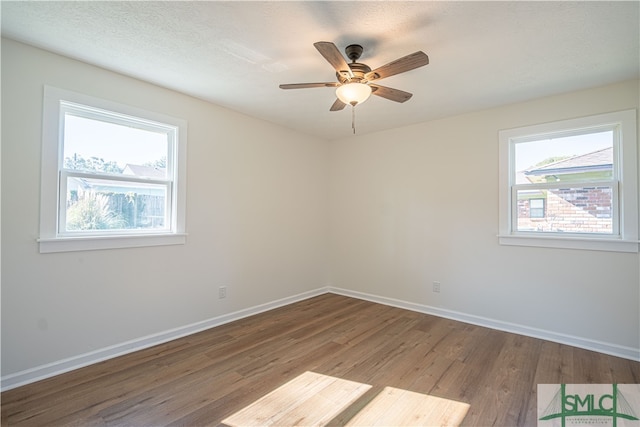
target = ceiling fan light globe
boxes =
[336,83,372,106]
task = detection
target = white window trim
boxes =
[39,86,187,253]
[498,110,638,253]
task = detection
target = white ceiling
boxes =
[2,1,639,140]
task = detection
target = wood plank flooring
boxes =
[2,294,639,426]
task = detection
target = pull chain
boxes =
[350,101,358,134]
[352,105,356,134]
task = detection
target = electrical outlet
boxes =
[218,286,227,299]
[432,281,441,293]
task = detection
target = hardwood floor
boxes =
[2,293,639,426]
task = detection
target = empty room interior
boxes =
[1,1,639,426]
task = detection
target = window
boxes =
[499,110,638,252]
[39,86,187,253]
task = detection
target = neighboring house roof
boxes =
[68,164,167,196]
[524,147,612,176]
[515,171,532,185]
[122,164,166,179]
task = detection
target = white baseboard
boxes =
[0,287,329,392]
[328,286,640,362]
[4,286,638,391]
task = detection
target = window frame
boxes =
[39,86,188,253]
[498,110,638,253]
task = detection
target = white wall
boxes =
[1,39,330,377]
[328,79,640,354]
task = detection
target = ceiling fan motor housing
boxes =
[337,44,378,83]
[337,62,372,83]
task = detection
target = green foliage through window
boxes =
[66,190,126,230]
[64,153,123,174]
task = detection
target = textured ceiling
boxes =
[2,1,639,140]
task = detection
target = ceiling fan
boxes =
[279,42,429,112]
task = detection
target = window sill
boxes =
[38,233,187,253]
[498,234,639,253]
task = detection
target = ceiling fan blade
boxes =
[313,41,354,79]
[330,98,347,111]
[365,51,429,81]
[280,82,340,89]
[369,84,413,103]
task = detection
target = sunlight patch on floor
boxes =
[222,371,372,426]
[222,371,469,427]
[345,386,470,426]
